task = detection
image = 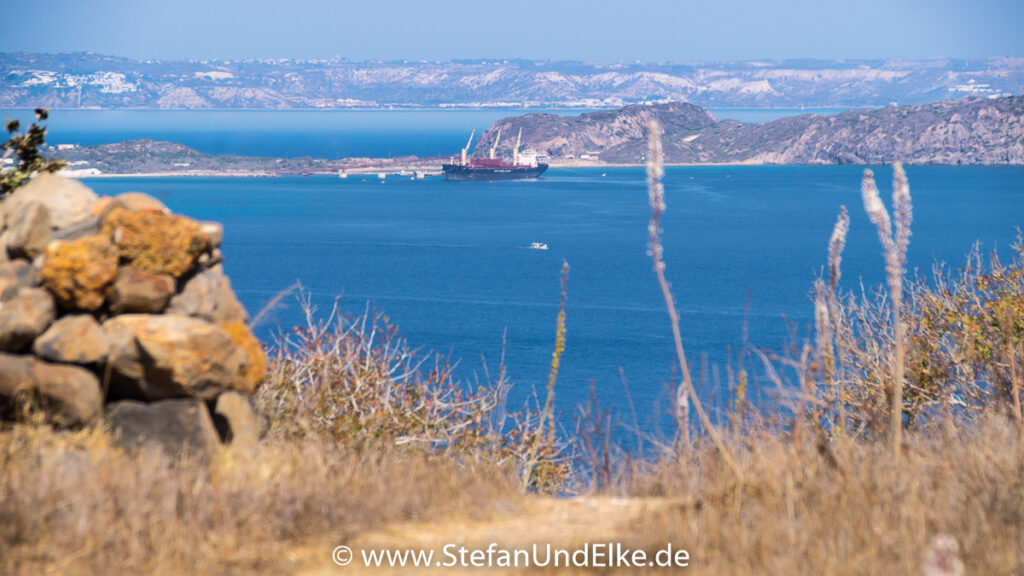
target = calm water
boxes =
[86,166,1024,426]
[4,108,849,159]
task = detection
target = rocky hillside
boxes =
[2,52,1021,109]
[476,96,1024,164]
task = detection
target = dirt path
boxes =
[290,496,679,575]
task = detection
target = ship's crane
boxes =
[513,128,522,166]
[489,128,502,160]
[461,130,475,165]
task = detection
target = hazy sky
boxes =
[3,0,1022,62]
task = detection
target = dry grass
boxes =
[859,164,912,458]
[0,422,519,575]
[522,260,570,491]
[5,411,1020,575]
[623,416,1024,575]
[646,120,739,479]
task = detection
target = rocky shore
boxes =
[0,174,265,454]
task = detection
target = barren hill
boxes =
[475,96,1024,164]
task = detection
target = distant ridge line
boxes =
[2,52,1021,110]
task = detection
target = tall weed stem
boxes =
[646,121,741,480]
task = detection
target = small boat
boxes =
[529,242,549,250]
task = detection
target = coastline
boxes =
[74,160,1024,179]
[75,170,281,178]
[70,161,764,178]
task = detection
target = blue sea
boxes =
[8,109,1021,427]
[81,167,1023,429]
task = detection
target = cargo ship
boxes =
[442,128,548,181]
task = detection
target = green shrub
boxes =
[1,108,66,198]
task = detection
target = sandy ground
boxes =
[287,496,684,575]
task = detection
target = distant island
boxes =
[47,96,1024,176]
[49,139,444,178]
[478,95,1024,165]
[2,52,1021,110]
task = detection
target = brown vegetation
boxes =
[0,424,518,575]
[626,419,1023,576]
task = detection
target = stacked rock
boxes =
[0,174,265,455]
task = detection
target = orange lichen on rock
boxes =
[39,235,119,311]
[90,196,115,217]
[219,320,267,393]
[102,208,212,278]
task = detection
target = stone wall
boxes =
[0,174,265,454]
